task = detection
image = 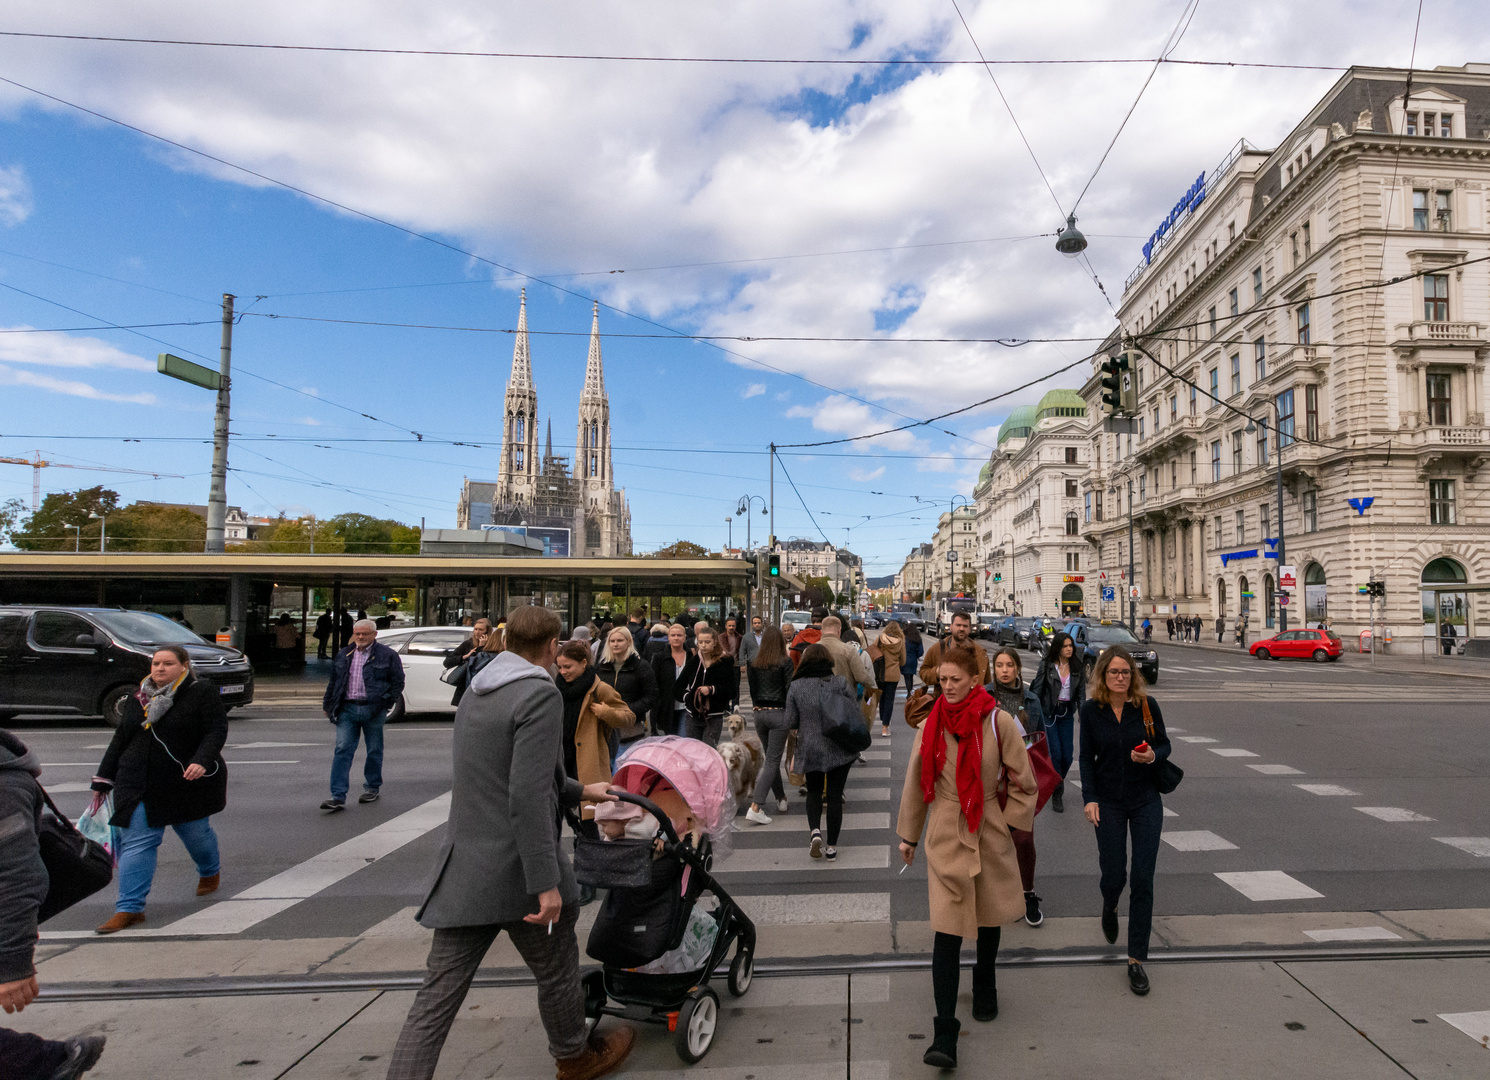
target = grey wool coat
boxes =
[785,674,861,775]
[417,651,585,928]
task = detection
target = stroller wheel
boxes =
[675,987,719,1063]
[728,945,754,997]
[581,969,607,1020]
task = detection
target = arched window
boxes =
[586,516,602,548]
[1422,557,1467,583]
[514,416,525,442]
[1263,574,1275,628]
[1217,577,1228,615]
[1065,513,1079,536]
[1238,574,1251,614]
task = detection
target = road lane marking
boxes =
[1354,807,1435,822]
[1215,871,1323,901]
[842,786,890,801]
[1438,1011,1490,1046]
[1208,748,1259,758]
[1295,784,1360,796]
[1248,765,1305,775]
[158,791,452,935]
[1177,736,1218,744]
[713,844,889,873]
[1304,926,1403,942]
[1434,837,1490,857]
[225,741,325,749]
[848,767,891,779]
[39,782,95,793]
[737,812,889,834]
[1162,830,1238,851]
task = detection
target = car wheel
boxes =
[98,685,135,728]
[1312,649,1329,663]
[1255,648,1270,661]
[385,695,407,723]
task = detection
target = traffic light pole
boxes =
[1128,479,1136,634]
[768,444,777,624]
[205,293,234,553]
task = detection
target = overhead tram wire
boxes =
[0,31,1349,71]
[773,453,832,545]
[0,74,1005,457]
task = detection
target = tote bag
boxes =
[37,786,114,923]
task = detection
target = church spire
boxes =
[581,302,605,400]
[545,416,552,460]
[510,288,533,390]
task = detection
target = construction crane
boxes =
[0,451,185,510]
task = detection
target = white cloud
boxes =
[0,165,32,226]
[848,465,886,482]
[0,363,157,404]
[741,382,766,399]
[785,395,919,451]
[0,330,155,371]
[294,415,324,426]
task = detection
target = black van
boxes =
[0,607,255,725]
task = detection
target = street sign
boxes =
[1129,586,1141,600]
[1278,565,1298,589]
[157,352,221,391]
[1101,587,1116,602]
[1278,594,1290,606]
[946,550,958,562]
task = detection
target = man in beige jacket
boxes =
[820,616,875,691]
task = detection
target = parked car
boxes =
[1250,628,1343,663]
[994,616,1036,648]
[0,606,255,726]
[781,609,812,633]
[1069,622,1159,684]
[371,624,479,720]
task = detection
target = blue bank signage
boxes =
[1143,173,1207,263]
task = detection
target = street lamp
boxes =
[1247,402,1289,632]
[736,495,767,553]
[1001,531,1016,615]
[1055,213,1088,257]
[87,511,106,554]
[1107,477,1136,633]
[65,523,81,552]
[725,516,732,551]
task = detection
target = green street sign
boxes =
[157,353,220,391]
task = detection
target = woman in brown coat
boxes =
[896,643,1036,1070]
[555,641,635,822]
[869,620,906,738]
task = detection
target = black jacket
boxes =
[597,653,659,737]
[323,641,406,716]
[643,633,671,664]
[96,675,230,828]
[1077,696,1172,807]
[746,657,794,708]
[686,655,737,719]
[0,730,47,983]
[1033,656,1087,718]
[652,649,701,722]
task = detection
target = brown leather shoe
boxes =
[196,873,220,896]
[95,911,146,934]
[555,1025,636,1080]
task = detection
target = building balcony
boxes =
[1392,321,1489,360]
[1264,343,1331,385]
[1012,500,1039,527]
[1135,414,1202,463]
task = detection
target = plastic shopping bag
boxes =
[76,792,118,864]
[633,906,719,975]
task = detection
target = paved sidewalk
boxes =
[11,955,1490,1078]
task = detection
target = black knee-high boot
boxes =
[926,931,962,1067]
[972,925,1000,1021]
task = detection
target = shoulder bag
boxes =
[821,679,872,753]
[903,685,935,729]
[36,785,114,923]
[1141,698,1184,795]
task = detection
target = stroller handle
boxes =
[607,790,682,846]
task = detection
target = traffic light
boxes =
[1100,353,1129,415]
[1369,580,1386,598]
[768,553,780,578]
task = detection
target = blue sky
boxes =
[0,2,1482,577]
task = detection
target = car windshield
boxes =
[90,610,207,646]
[1086,626,1141,646]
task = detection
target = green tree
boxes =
[647,540,712,559]
[0,497,25,547]
[12,487,119,551]
[103,504,206,552]
[241,515,345,553]
[326,513,420,554]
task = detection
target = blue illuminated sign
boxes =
[1143,173,1207,263]
[1219,549,1258,567]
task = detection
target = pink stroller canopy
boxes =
[612,735,735,855]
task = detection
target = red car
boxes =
[1250,628,1343,662]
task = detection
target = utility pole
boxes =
[1273,405,1288,633]
[1128,479,1137,633]
[768,444,776,624]
[205,293,234,553]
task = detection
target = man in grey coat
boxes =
[739,615,764,667]
[385,606,634,1080]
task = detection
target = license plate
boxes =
[219,684,245,695]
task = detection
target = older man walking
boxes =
[385,605,633,1080]
[321,619,405,812]
[819,615,875,691]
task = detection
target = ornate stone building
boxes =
[456,292,631,556]
[1078,63,1490,643]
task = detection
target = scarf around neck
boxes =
[921,683,995,831]
[136,671,188,726]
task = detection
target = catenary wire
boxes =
[773,452,831,545]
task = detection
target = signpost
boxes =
[1278,565,1298,590]
[1102,587,1116,603]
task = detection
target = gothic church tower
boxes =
[574,304,612,488]
[497,289,539,504]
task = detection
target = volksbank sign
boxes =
[1142,172,1207,263]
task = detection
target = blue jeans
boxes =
[330,701,387,801]
[1046,699,1076,780]
[116,801,220,913]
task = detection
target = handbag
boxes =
[1142,698,1184,795]
[903,686,935,729]
[572,835,656,889]
[821,680,872,753]
[784,730,806,787]
[439,662,464,686]
[1023,732,1063,814]
[37,785,114,923]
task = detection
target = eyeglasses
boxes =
[1107,668,1133,678]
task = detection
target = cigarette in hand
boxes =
[547,920,553,935]
[899,862,909,875]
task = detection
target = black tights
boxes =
[931,926,1001,1019]
[805,763,851,845]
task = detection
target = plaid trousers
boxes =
[385,901,587,1079]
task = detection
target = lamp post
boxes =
[736,495,767,554]
[1245,400,1289,632]
[725,516,732,551]
[66,523,81,552]
[87,511,106,554]
[1001,531,1016,615]
[1107,478,1136,633]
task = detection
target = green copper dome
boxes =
[977,460,993,485]
[997,405,1038,447]
[1036,388,1088,422]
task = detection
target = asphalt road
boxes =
[11,639,1488,944]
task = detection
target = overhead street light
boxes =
[1055,213,1088,257]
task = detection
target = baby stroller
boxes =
[574,736,756,1063]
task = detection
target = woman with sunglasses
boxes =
[1078,645,1171,996]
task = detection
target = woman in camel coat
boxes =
[868,620,906,737]
[555,641,635,821]
[896,643,1036,1071]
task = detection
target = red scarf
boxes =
[921,684,995,831]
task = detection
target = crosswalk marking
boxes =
[1163,830,1238,851]
[714,844,890,873]
[1208,748,1259,758]
[1355,807,1434,823]
[730,893,890,926]
[1438,1011,1490,1047]
[1435,837,1490,857]
[1296,784,1360,796]
[1304,926,1402,942]
[1248,764,1304,776]
[1177,736,1218,744]
[1215,870,1323,901]
[738,812,889,834]
[848,767,892,779]
[843,786,891,801]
